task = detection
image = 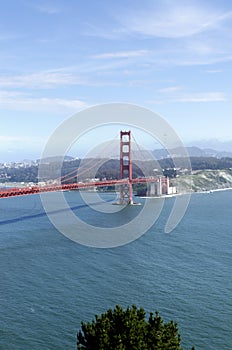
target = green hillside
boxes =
[174,169,232,193]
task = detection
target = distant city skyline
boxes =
[1,0,232,161]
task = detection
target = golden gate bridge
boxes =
[0,131,170,203]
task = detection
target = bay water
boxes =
[0,190,231,349]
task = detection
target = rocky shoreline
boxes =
[174,169,232,193]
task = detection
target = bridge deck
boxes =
[0,177,164,198]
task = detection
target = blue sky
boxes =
[1,0,232,161]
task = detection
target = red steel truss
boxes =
[0,177,168,199]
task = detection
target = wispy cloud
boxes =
[0,54,153,90]
[82,22,125,40]
[206,69,223,74]
[0,71,79,89]
[83,2,232,68]
[0,90,87,112]
[93,50,150,59]
[157,87,227,103]
[174,92,227,102]
[158,86,182,94]
[118,2,232,38]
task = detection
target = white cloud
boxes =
[0,91,87,112]
[119,2,232,38]
[93,50,150,59]
[174,92,227,102]
[0,71,79,89]
[158,87,227,103]
[83,2,232,68]
[206,69,223,74]
[158,86,182,94]
[0,63,130,90]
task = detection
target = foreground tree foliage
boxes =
[77,304,194,350]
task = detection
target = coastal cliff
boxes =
[174,169,232,193]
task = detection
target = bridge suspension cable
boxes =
[51,133,119,184]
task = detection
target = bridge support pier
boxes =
[120,130,133,205]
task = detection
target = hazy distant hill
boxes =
[151,146,232,159]
[38,155,75,163]
[188,139,232,152]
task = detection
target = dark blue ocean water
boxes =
[0,190,231,350]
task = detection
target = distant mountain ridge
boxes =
[188,139,232,152]
[151,146,232,159]
[2,145,232,165]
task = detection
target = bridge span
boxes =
[0,177,169,199]
[0,131,172,202]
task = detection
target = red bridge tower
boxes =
[120,130,133,204]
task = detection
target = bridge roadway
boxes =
[0,177,161,199]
